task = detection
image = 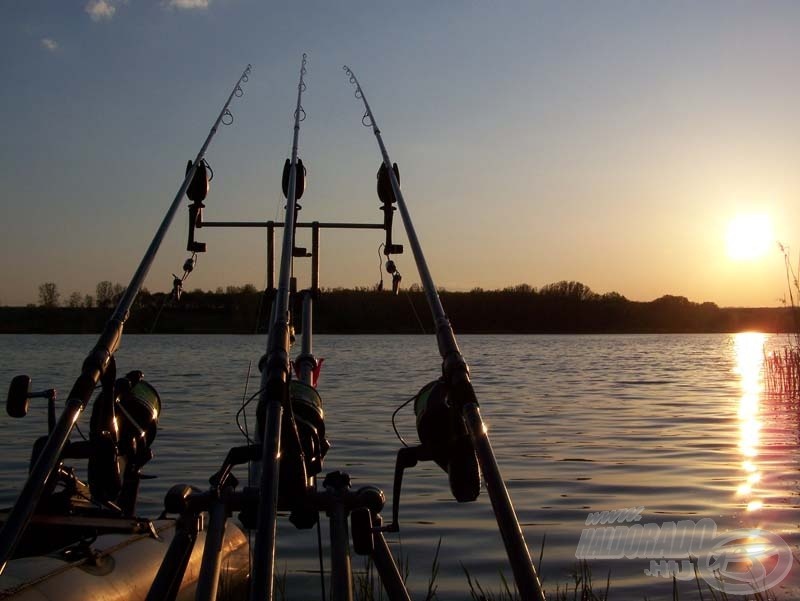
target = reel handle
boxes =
[7,375,56,420]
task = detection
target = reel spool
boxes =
[88,370,161,505]
[277,381,330,515]
[288,381,329,478]
[117,372,162,451]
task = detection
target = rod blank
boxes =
[250,53,308,601]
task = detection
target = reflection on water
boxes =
[734,332,765,512]
[1,334,798,600]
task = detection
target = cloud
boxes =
[166,0,210,9]
[41,38,59,52]
[85,0,116,21]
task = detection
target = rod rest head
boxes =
[164,484,203,515]
[355,486,385,514]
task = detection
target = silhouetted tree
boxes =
[540,281,597,301]
[96,281,114,308]
[38,282,60,307]
[67,292,82,308]
[504,283,535,294]
[111,283,125,305]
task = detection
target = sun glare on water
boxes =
[726,214,773,261]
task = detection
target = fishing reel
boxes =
[383,379,481,532]
[277,378,329,513]
[5,367,161,515]
[87,365,162,512]
[241,379,330,530]
[285,380,329,484]
[283,380,331,529]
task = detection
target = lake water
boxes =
[1,333,799,599]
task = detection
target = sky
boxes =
[2,1,800,308]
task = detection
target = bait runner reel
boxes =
[383,378,481,532]
[6,365,161,518]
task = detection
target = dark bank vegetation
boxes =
[1,280,795,335]
[765,244,800,396]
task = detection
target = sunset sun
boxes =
[726,214,773,261]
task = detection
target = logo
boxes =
[575,507,793,594]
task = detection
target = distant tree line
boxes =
[1,280,793,334]
[36,281,131,309]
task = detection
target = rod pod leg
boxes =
[145,514,200,601]
[195,497,228,601]
[369,515,411,601]
[323,472,354,601]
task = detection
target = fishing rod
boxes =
[342,65,547,601]
[249,53,309,601]
[0,63,252,573]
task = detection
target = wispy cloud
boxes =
[166,0,210,9]
[85,0,116,21]
[41,38,59,52]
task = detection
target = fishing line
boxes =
[74,382,113,442]
[240,361,252,453]
[74,383,102,442]
[253,142,293,334]
[149,252,198,333]
[148,295,170,334]
[74,423,88,442]
[235,385,265,445]
[376,243,385,290]
[391,392,419,447]
[404,290,426,334]
[252,287,266,334]
[239,361,253,584]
